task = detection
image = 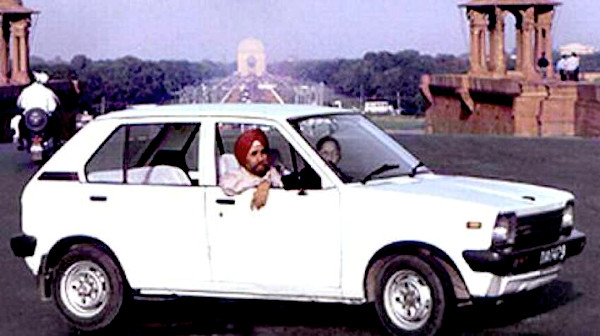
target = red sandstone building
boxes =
[0,0,35,86]
[422,0,600,137]
[0,0,80,142]
[0,0,36,141]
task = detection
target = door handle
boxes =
[216,199,235,205]
[90,196,107,202]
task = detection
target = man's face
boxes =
[245,140,269,176]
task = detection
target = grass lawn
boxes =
[365,114,426,131]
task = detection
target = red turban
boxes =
[234,128,269,166]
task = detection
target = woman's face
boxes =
[319,140,340,165]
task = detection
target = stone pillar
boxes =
[0,15,7,85]
[489,7,506,76]
[479,28,486,71]
[468,10,488,75]
[10,20,18,83]
[520,7,536,79]
[10,18,30,84]
[536,10,555,78]
[515,31,523,72]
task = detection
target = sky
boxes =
[24,0,600,63]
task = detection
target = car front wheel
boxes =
[53,244,126,331]
[374,255,450,336]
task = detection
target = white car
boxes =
[11,104,586,335]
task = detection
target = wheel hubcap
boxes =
[60,261,109,318]
[384,269,432,330]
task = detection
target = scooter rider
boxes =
[15,72,60,150]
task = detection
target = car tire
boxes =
[374,255,450,336]
[53,244,127,331]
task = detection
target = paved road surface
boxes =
[1,134,598,335]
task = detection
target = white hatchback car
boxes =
[11,104,586,335]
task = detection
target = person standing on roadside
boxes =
[537,52,549,78]
[565,53,580,81]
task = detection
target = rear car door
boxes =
[82,119,209,291]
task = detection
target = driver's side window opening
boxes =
[86,123,200,186]
[215,122,322,190]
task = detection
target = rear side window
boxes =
[85,127,126,183]
[85,123,200,186]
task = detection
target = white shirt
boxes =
[564,56,580,72]
[556,58,567,71]
[219,166,283,196]
[16,82,59,113]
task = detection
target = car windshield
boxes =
[291,114,427,183]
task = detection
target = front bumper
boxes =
[10,234,37,258]
[463,229,586,276]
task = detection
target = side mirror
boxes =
[299,167,321,190]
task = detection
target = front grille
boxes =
[514,209,563,250]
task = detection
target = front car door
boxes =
[204,118,342,298]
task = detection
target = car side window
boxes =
[215,122,322,190]
[86,123,200,186]
[85,126,126,183]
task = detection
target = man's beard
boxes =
[248,162,268,177]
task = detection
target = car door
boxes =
[205,120,341,296]
[83,120,210,291]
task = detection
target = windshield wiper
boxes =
[408,161,425,178]
[361,164,400,184]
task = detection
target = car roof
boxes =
[95,103,349,122]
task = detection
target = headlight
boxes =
[492,213,517,248]
[561,202,574,236]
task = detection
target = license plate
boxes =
[540,244,566,265]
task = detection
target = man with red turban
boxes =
[219,128,283,210]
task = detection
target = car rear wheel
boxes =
[53,244,126,331]
[374,255,450,336]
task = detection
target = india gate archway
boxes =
[462,0,560,80]
[0,0,36,85]
[237,38,266,77]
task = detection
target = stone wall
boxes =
[425,74,522,135]
[423,74,599,137]
[575,84,600,137]
[426,91,516,135]
[540,84,578,136]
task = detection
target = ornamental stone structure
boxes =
[237,38,266,77]
[0,0,36,86]
[465,0,557,80]
[422,0,600,137]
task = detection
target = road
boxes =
[1,134,598,335]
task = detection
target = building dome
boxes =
[560,43,597,56]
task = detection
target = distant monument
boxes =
[237,38,266,77]
[0,0,37,85]
[422,0,600,137]
[178,37,331,106]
